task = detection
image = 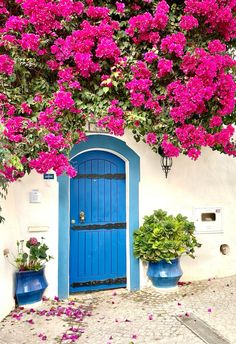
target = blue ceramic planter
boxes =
[15,268,48,306]
[147,258,183,288]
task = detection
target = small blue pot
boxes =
[15,268,48,306]
[147,258,183,288]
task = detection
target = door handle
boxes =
[79,211,85,223]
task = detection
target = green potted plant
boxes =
[7,237,53,305]
[133,209,201,288]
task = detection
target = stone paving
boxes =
[0,275,236,344]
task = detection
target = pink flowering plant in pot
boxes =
[0,0,235,182]
[10,237,53,305]
[15,237,53,271]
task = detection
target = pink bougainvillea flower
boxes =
[157,58,173,78]
[0,54,15,75]
[131,334,137,339]
[179,15,198,31]
[116,2,125,14]
[146,133,157,145]
[0,0,235,182]
[207,308,212,313]
[38,333,47,341]
[27,319,34,324]
[148,314,153,320]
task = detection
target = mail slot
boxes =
[194,207,222,234]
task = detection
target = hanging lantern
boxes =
[161,156,173,178]
[158,147,173,178]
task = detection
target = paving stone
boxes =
[1,276,236,343]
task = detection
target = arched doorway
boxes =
[58,135,140,298]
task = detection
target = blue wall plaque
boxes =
[43,173,54,180]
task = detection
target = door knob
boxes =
[80,211,85,223]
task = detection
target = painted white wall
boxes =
[123,131,236,284]
[0,185,19,321]
[0,171,58,321]
[1,131,236,320]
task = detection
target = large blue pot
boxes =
[147,258,183,288]
[15,268,48,306]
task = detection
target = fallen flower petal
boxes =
[27,319,34,324]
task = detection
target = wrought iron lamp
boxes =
[158,147,173,178]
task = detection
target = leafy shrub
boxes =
[133,209,201,262]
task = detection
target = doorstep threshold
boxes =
[176,313,230,344]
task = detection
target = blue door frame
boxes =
[58,135,140,299]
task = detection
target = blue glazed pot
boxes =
[15,268,48,306]
[147,258,183,288]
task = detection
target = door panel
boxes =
[69,150,126,292]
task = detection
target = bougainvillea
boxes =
[0,0,235,180]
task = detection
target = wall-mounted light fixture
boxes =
[158,147,173,178]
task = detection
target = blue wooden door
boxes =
[69,150,126,292]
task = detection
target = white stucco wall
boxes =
[123,132,236,284]
[0,172,58,321]
[0,186,19,321]
[1,132,236,320]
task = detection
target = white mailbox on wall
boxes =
[193,207,222,234]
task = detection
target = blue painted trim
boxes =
[57,175,69,299]
[58,134,140,298]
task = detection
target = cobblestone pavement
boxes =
[0,275,236,344]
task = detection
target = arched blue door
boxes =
[69,150,126,292]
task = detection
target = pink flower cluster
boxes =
[43,134,67,150]
[28,237,38,246]
[168,47,236,124]
[86,6,110,19]
[161,32,186,57]
[29,151,77,177]
[208,40,226,54]
[0,0,235,181]
[179,15,199,31]
[146,132,157,145]
[0,54,14,75]
[144,51,159,64]
[5,16,28,31]
[184,0,236,41]
[97,100,124,135]
[116,2,125,14]
[157,58,173,78]
[54,91,75,110]
[126,1,169,44]
[161,137,180,157]
[20,33,40,52]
